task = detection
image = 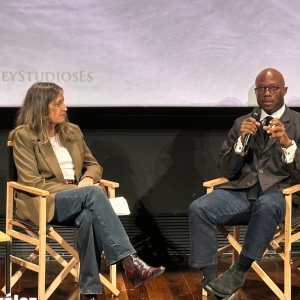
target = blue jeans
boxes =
[189,189,286,268]
[50,186,136,294]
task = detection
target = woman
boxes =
[8,82,165,300]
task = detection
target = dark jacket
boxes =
[218,106,300,203]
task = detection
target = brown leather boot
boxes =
[122,254,165,287]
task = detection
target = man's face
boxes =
[255,70,287,114]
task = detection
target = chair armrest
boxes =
[282,184,300,195]
[203,177,229,194]
[100,179,119,189]
[7,181,49,196]
[8,180,119,195]
[203,177,229,188]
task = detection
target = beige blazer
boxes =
[12,124,103,226]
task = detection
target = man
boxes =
[189,68,300,299]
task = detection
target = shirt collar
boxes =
[260,105,285,121]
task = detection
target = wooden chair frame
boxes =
[2,142,121,299]
[202,177,300,300]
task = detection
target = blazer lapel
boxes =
[64,140,82,182]
[37,141,65,182]
[264,134,277,149]
[263,105,291,150]
[280,106,291,133]
[38,139,83,183]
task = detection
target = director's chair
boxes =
[1,141,122,299]
[202,177,300,300]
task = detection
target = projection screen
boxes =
[1,0,300,107]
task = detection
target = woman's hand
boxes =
[78,177,94,187]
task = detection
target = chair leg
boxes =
[99,252,120,296]
[232,226,240,263]
[73,228,79,283]
[38,197,47,300]
[284,193,292,300]
[99,273,120,296]
[45,257,78,299]
[38,249,46,300]
[251,261,285,299]
[110,264,117,288]
[5,241,11,295]
[6,249,39,292]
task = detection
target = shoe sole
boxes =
[201,283,235,300]
[206,290,235,300]
[226,294,235,300]
[205,284,236,298]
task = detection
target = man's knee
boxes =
[255,194,285,219]
[189,195,210,217]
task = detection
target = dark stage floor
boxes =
[0,256,299,300]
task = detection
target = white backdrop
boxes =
[1,0,300,107]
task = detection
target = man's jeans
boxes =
[50,186,136,294]
[189,189,285,268]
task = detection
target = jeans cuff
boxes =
[105,250,136,265]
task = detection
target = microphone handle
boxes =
[240,134,251,153]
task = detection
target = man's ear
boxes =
[283,87,288,95]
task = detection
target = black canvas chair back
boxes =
[7,141,17,182]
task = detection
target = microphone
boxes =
[240,107,261,153]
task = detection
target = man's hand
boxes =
[263,118,292,148]
[240,117,260,142]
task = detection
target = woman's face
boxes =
[48,90,67,125]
